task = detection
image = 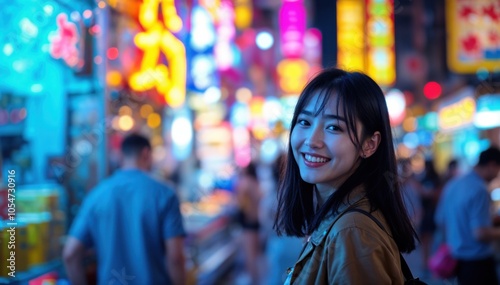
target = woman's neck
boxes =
[315,185,335,207]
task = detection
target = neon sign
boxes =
[337,0,395,86]
[279,0,306,58]
[365,0,395,86]
[446,0,500,73]
[188,5,218,92]
[438,96,476,131]
[277,58,309,94]
[129,0,186,108]
[49,13,80,67]
[234,0,252,30]
[214,0,236,70]
[337,0,365,71]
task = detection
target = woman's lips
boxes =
[303,153,331,168]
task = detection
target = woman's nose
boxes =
[304,129,324,148]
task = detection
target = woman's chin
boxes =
[301,176,320,185]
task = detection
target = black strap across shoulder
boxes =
[345,208,427,285]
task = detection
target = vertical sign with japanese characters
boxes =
[446,0,500,73]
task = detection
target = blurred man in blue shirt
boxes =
[435,146,500,285]
[63,134,186,285]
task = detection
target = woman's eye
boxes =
[297,119,310,126]
[327,125,342,131]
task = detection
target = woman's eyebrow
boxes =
[300,110,346,121]
[323,114,346,121]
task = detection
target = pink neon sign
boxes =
[215,0,236,70]
[279,0,306,58]
[49,13,80,67]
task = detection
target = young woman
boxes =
[274,68,419,284]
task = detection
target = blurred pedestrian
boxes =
[416,159,441,273]
[63,133,186,285]
[442,158,459,186]
[435,146,500,285]
[398,158,423,228]
[274,68,419,283]
[235,162,262,285]
[259,153,303,285]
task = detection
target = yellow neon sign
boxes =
[234,0,252,30]
[438,96,476,131]
[365,0,395,86]
[337,0,365,71]
[277,59,310,95]
[129,0,186,108]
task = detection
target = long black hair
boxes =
[273,68,418,253]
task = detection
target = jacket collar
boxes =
[309,186,367,246]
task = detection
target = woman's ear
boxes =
[360,131,381,158]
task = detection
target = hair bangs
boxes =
[336,81,363,150]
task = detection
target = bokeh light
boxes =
[140,104,154,118]
[256,31,274,50]
[118,106,132,116]
[107,47,119,60]
[118,115,134,131]
[385,89,406,126]
[235,87,252,103]
[3,44,14,56]
[106,71,122,87]
[423,81,442,100]
[147,113,161,128]
[83,10,93,19]
[94,56,102,64]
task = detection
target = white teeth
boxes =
[305,154,329,163]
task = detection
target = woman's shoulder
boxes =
[330,206,393,244]
[324,209,400,262]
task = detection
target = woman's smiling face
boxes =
[291,92,363,193]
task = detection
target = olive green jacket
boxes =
[285,191,405,284]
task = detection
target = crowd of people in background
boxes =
[234,154,303,285]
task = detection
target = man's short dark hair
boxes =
[477,147,500,166]
[448,159,458,169]
[121,134,151,158]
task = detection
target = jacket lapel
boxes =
[294,188,368,264]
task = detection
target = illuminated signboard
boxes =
[49,13,80,68]
[279,0,306,58]
[446,0,500,73]
[129,0,186,108]
[365,0,395,86]
[474,94,500,129]
[337,0,395,86]
[196,123,233,173]
[277,58,309,95]
[337,0,365,71]
[215,0,237,70]
[187,5,218,93]
[438,90,476,131]
[278,0,308,95]
[234,0,252,30]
